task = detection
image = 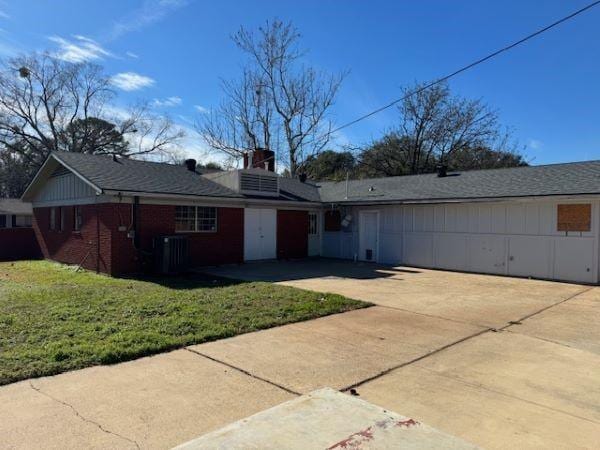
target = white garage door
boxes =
[244,208,277,261]
[394,202,598,283]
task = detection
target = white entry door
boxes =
[359,210,379,262]
[244,208,277,261]
[308,212,320,256]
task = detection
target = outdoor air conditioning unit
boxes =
[153,235,189,274]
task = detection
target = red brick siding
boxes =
[34,205,113,274]
[277,210,308,259]
[119,204,244,269]
[0,228,41,261]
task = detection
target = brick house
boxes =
[21,151,600,284]
[0,198,40,261]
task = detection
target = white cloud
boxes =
[0,11,9,19]
[48,35,112,63]
[110,72,155,91]
[108,0,189,41]
[125,51,139,59]
[194,105,208,113]
[527,139,543,150]
[153,96,182,107]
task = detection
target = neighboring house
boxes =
[21,150,600,284]
[0,198,41,261]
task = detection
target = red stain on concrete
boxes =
[396,418,420,428]
[327,426,374,449]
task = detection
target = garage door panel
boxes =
[468,235,506,275]
[435,234,468,271]
[403,233,433,267]
[554,238,595,283]
[508,236,552,279]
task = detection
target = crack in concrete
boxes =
[340,327,493,392]
[412,365,600,426]
[29,381,141,450]
[499,286,595,332]
[184,347,301,396]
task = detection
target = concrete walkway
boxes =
[2,260,599,449]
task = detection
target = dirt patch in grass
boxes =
[0,261,368,385]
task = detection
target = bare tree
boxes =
[198,20,345,175]
[397,81,505,174]
[0,52,184,196]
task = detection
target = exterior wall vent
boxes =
[239,171,279,197]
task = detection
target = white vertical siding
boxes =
[33,172,97,203]
[323,198,600,284]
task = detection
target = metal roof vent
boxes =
[437,164,448,177]
[239,170,279,197]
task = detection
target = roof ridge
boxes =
[317,158,600,185]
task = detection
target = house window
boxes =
[59,207,65,231]
[73,206,83,231]
[50,208,57,230]
[175,206,217,232]
[196,207,217,232]
[0,215,6,228]
[14,215,32,228]
[309,212,318,235]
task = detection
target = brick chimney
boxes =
[243,148,275,172]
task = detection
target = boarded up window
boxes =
[324,210,341,232]
[557,204,591,232]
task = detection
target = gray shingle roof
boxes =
[0,199,32,215]
[49,152,600,204]
[317,160,600,203]
[53,151,243,198]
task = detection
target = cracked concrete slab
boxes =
[190,306,483,394]
[357,331,600,449]
[0,349,293,450]
[205,259,587,328]
[513,287,600,355]
[0,380,133,449]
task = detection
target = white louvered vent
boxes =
[240,172,279,196]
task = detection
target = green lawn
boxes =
[0,261,368,385]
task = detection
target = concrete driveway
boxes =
[1,259,599,449]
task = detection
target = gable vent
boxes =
[240,172,279,196]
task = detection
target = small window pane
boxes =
[309,213,318,235]
[0,215,6,228]
[14,215,32,227]
[197,207,217,232]
[73,206,83,231]
[50,208,56,230]
[175,206,196,232]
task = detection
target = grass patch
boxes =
[0,260,368,385]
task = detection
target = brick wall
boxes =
[277,210,308,259]
[0,228,41,261]
[34,204,113,273]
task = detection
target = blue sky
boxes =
[1,0,599,165]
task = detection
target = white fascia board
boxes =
[102,189,322,209]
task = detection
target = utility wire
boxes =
[317,0,600,142]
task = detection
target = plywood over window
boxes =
[557,204,591,232]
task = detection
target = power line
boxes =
[319,0,600,142]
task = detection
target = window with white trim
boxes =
[308,212,318,235]
[50,208,57,230]
[73,206,83,231]
[14,215,32,228]
[175,206,217,232]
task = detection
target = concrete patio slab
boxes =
[1,349,293,450]
[356,365,600,450]
[204,259,587,328]
[357,331,600,449]
[0,380,129,450]
[174,388,479,450]
[190,306,483,393]
[514,287,600,355]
